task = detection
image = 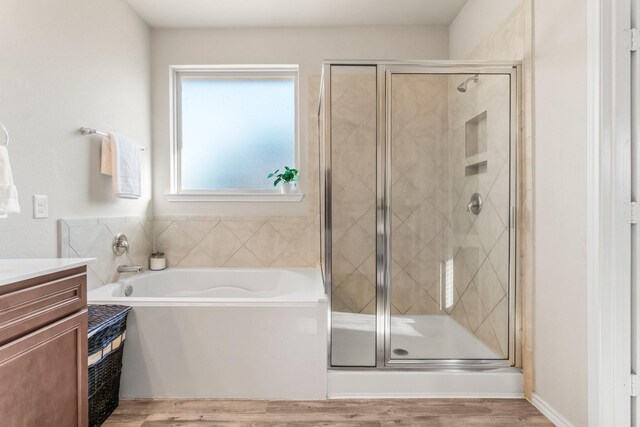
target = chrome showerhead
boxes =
[457,74,479,93]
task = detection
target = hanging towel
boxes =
[101,133,141,199]
[0,146,20,218]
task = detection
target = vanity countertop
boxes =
[0,258,93,287]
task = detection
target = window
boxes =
[170,65,300,201]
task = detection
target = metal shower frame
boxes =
[319,60,522,370]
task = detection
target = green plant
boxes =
[268,166,299,187]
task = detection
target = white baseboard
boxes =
[328,369,523,399]
[531,393,574,427]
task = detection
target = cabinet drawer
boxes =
[0,272,87,345]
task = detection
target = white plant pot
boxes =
[280,182,296,194]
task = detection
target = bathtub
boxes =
[88,268,328,399]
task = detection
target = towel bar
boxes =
[80,128,148,151]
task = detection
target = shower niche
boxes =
[319,61,520,369]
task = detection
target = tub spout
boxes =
[117,264,143,274]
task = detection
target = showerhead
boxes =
[457,74,479,93]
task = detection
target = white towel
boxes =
[0,146,20,218]
[101,133,141,199]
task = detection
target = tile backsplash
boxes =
[153,215,319,268]
[59,216,153,290]
[60,214,320,291]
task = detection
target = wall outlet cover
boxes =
[33,195,48,219]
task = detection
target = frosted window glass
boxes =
[180,78,296,190]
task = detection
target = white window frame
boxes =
[168,64,302,202]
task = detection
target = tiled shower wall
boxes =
[329,69,378,314]
[447,74,511,358]
[389,74,450,316]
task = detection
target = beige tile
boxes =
[335,223,375,269]
[176,220,219,245]
[453,250,473,296]
[489,296,510,357]
[222,219,265,243]
[476,318,502,357]
[334,271,375,313]
[331,251,357,286]
[404,245,441,288]
[460,281,487,332]
[155,222,196,267]
[390,270,420,314]
[404,200,443,246]
[473,198,506,255]
[475,259,506,314]
[391,222,425,267]
[270,245,316,268]
[488,229,510,292]
[406,290,442,315]
[245,223,288,265]
[82,227,122,284]
[225,247,264,268]
[197,223,243,266]
[451,301,471,332]
[128,224,152,268]
[460,233,487,278]
[391,178,424,221]
[69,224,106,257]
[331,294,351,313]
[178,246,215,268]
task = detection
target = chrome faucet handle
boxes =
[112,233,129,256]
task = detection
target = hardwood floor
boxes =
[104,398,552,426]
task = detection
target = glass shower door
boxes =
[329,65,378,367]
[387,70,514,362]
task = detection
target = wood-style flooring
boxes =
[104,398,552,426]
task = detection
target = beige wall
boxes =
[0,0,152,258]
[533,0,588,425]
[448,0,523,60]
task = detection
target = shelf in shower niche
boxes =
[465,110,488,158]
[465,160,487,177]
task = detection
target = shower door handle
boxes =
[467,193,482,215]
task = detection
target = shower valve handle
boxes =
[467,193,483,216]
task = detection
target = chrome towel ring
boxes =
[0,122,8,148]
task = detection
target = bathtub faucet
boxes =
[117,264,144,274]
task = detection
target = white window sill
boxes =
[166,192,304,203]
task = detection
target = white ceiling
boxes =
[125,0,468,29]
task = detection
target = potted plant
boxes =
[268,166,299,194]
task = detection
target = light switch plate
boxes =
[33,195,48,219]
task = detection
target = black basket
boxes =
[88,305,132,427]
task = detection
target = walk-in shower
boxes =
[318,61,520,369]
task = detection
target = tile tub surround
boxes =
[153,215,319,268]
[59,217,153,290]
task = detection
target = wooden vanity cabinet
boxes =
[0,266,88,427]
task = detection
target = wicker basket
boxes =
[88,304,132,427]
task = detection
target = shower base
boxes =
[332,313,500,366]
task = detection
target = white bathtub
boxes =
[89,268,328,399]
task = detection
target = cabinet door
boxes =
[0,311,88,427]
